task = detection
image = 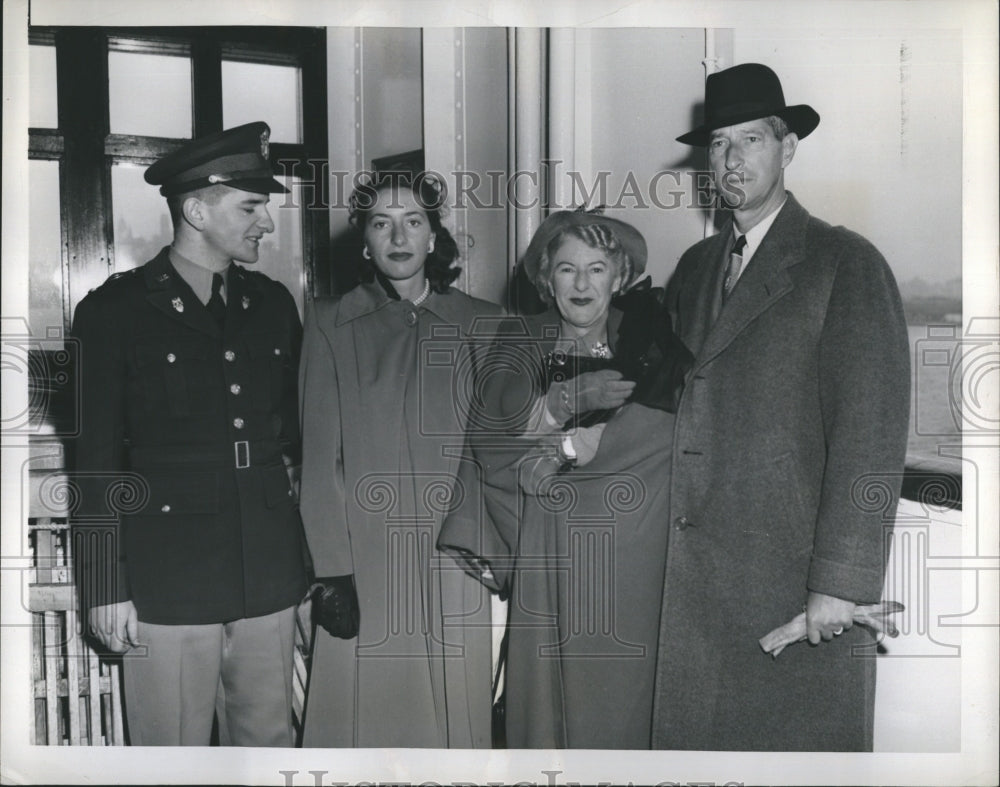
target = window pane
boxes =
[108,51,192,138]
[254,177,305,320]
[111,163,173,272]
[29,44,58,129]
[29,159,64,341]
[222,60,302,144]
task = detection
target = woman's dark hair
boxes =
[348,170,461,293]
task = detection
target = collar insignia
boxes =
[171,297,184,313]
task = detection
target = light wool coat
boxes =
[297,281,501,748]
[656,194,910,751]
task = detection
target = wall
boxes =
[734,28,963,289]
[580,26,963,292]
[581,28,716,289]
[456,27,510,305]
[326,25,963,299]
[361,27,424,165]
[325,27,424,293]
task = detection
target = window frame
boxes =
[28,24,330,336]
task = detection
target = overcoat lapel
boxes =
[143,248,221,337]
[674,231,729,358]
[692,195,808,371]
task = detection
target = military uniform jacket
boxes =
[70,247,309,625]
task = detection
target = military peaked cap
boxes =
[145,121,290,197]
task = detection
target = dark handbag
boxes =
[544,280,694,429]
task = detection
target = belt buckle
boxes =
[234,440,250,469]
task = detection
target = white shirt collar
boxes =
[731,194,787,281]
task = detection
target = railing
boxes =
[25,441,312,746]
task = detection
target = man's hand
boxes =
[806,591,856,644]
[88,601,140,653]
[285,462,301,502]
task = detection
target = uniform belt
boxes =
[129,440,283,470]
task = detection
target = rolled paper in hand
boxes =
[758,601,905,658]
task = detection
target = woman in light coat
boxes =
[298,171,501,747]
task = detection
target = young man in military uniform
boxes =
[71,122,309,746]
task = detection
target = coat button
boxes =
[161,504,171,513]
[405,310,418,327]
[166,353,176,363]
[233,417,245,429]
[273,347,281,356]
[224,350,236,362]
[674,516,692,531]
[230,383,241,395]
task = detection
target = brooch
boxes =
[591,342,611,359]
[171,297,184,313]
[242,295,250,310]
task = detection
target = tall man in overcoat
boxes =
[71,122,309,746]
[657,64,910,750]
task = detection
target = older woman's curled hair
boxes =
[534,222,635,305]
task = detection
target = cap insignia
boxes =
[242,295,250,310]
[260,130,270,160]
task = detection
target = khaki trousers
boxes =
[122,605,297,746]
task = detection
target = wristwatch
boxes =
[557,433,578,470]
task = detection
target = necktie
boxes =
[207,272,227,327]
[722,233,747,303]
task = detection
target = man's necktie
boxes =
[722,233,747,303]
[207,272,227,327]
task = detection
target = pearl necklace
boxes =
[411,279,431,307]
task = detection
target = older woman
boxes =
[440,210,692,748]
[298,171,501,747]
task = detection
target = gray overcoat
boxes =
[297,281,501,748]
[656,193,910,751]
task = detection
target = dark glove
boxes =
[312,575,360,639]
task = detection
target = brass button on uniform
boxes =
[166,353,176,363]
[230,383,241,395]
[161,504,171,513]
[224,350,236,362]
[233,417,245,429]
[273,347,281,356]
